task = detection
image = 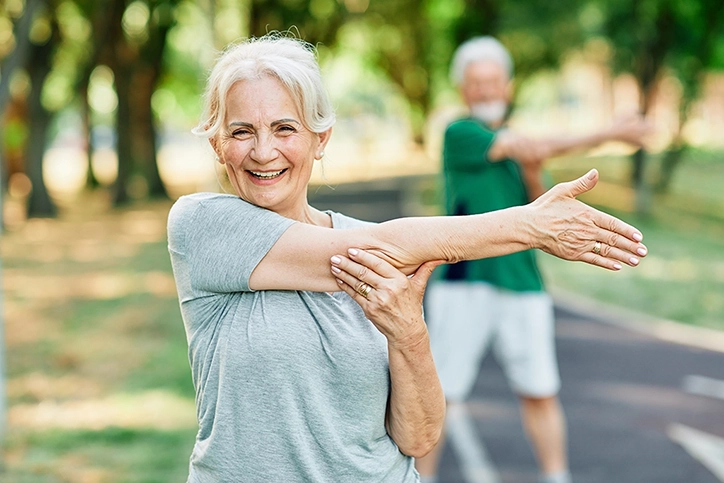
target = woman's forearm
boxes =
[362,206,534,273]
[385,327,445,457]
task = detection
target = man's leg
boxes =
[519,394,569,481]
[495,291,570,483]
[416,282,496,482]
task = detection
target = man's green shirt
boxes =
[440,117,544,292]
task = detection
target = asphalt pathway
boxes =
[435,305,724,483]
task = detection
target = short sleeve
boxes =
[167,193,295,295]
[443,119,497,171]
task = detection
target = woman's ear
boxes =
[315,128,333,159]
[209,137,224,164]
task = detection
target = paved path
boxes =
[435,305,724,483]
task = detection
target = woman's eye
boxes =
[277,125,296,133]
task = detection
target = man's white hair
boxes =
[450,36,513,86]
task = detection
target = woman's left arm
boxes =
[332,249,446,458]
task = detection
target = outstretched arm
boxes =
[249,169,647,292]
[488,114,651,166]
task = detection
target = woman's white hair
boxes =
[192,33,336,139]
[450,36,513,87]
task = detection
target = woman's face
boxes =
[213,76,331,218]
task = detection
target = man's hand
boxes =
[490,130,550,166]
[605,113,653,147]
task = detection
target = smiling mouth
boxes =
[248,169,288,180]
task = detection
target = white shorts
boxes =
[425,281,560,402]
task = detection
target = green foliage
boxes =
[6,427,196,482]
[591,0,724,93]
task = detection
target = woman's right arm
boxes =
[249,169,646,292]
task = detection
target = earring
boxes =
[319,151,325,159]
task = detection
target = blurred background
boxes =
[1,0,723,480]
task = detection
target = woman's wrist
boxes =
[510,205,541,251]
[387,322,430,352]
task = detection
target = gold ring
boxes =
[592,241,602,255]
[357,282,372,298]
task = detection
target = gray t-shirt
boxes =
[167,193,419,482]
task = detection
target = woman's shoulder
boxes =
[173,192,241,208]
[169,192,253,219]
[168,192,257,239]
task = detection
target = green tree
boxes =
[248,0,347,45]
[0,0,59,219]
[24,2,59,218]
[592,0,724,213]
[103,0,179,205]
[654,0,724,193]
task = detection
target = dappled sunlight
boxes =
[9,390,196,430]
[8,372,105,401]
[44,145,88,195]
[3,303,60,345]
[52,461,111,483]
[632,255,724,283]
[4,270,177,301]
[2,204,169,264]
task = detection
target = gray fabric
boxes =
[167,193,418,482]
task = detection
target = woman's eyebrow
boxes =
[271,118,301,127]
[229,121,253,129]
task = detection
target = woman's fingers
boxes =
[330,248,408,288]
[330,248,408,303]
[589,242,640,269]
[594,210,644,243]
[556,168,599,199]
[331,258,380,300]
[347,248,403,278]
[578,251,624,271]
[593,227,646,258]
[334,272,368,304]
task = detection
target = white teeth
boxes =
[250,169,284,179]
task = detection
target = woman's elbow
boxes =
[398,426,443,458]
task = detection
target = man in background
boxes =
[416,36,650,483]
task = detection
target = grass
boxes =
[1,196,196,482]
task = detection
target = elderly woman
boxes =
[167,34,646,482]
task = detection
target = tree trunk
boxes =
[656,145,686,194]
[25,24,57,218]
[132,67,167,198]
[80,80,100,189]
[0,0,46,229]
[112,65,134,205]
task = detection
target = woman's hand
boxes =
[331,249,446,456]
[526,168,648,270]
[330,249,444,348]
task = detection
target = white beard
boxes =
[470,101,508,125]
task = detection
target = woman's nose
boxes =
[250,134,279,163]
